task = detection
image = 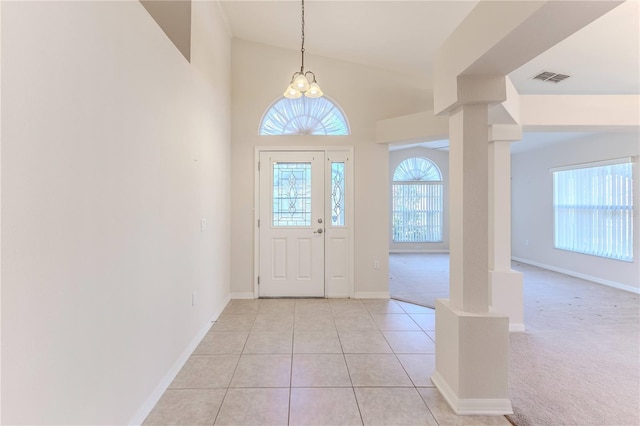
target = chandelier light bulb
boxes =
[283,85,303,99]
[292,73,310,91]
[305,82,323,98]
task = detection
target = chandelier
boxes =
[283,0,324,99]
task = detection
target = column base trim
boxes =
[431,371,514,416]
[509,323,526,332]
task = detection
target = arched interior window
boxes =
[392,157,443,243]
[393,157,442,181]
[260,96,349,135]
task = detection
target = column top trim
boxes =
[489,124,522,142]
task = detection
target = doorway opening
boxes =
[388,148,450,308]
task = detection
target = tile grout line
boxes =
[211,300,259,425]
[336,301,366,426]
[376,308,441,424]
[288,302,296,426]
[385,302,441,425]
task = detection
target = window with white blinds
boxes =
[392,158,443,243]
[553,161,633,261]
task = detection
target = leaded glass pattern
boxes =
[393,157,442,182]
[260,96,349,136]
[331,162,345,226]
[272,162,312,227]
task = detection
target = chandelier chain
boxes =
[300,0,305,72]
[283,0,323,99]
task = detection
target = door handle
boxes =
[313,228,323,234]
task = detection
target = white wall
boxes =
[1,1,231,424]
[389,147,450,252]
[512,132,640,290]
[230,40,432,298]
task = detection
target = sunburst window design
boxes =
[393,157,442,182]
[260,96,350,136]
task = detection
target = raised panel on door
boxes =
[328,237,347,279]
[296,238,313,280]
[271,238,287,280]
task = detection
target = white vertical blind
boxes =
[553,162,633,261]
[392,183,443,243]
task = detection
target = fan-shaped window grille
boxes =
[260,96,349,135]
[392,157,443,243]
[393,157,442,182]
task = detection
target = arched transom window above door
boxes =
[259,96,350,136]
[392,157,444,243]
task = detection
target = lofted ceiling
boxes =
[220,1,478,85]
[219,0,639,95]
[219,0,639,152]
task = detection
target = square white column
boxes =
[488,125,524,332]
[448,104,490,313]
[433,104,512,415]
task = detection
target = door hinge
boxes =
[257,276,260,285]
[258,219,260,228]
[258,161,260,171]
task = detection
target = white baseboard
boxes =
[353,291,391,299]
[512,257,640,295]
[129,294,231,425]
[431,371,513,415]
[390,249,449,254]
[232,292,393,299]
[230,292,256,299]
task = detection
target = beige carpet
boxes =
[389,253,449,308]
[389,254,640,426]
[508,261,639,426]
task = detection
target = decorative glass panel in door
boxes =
[331,162,345,226]
[272,163,312,227]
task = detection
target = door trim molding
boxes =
[254,146,355,299]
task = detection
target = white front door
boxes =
[259,151,325,297]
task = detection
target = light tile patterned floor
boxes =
[144,298,511,426]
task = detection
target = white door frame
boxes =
[254,146,354,298]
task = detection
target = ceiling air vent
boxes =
[532,71,571,83]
